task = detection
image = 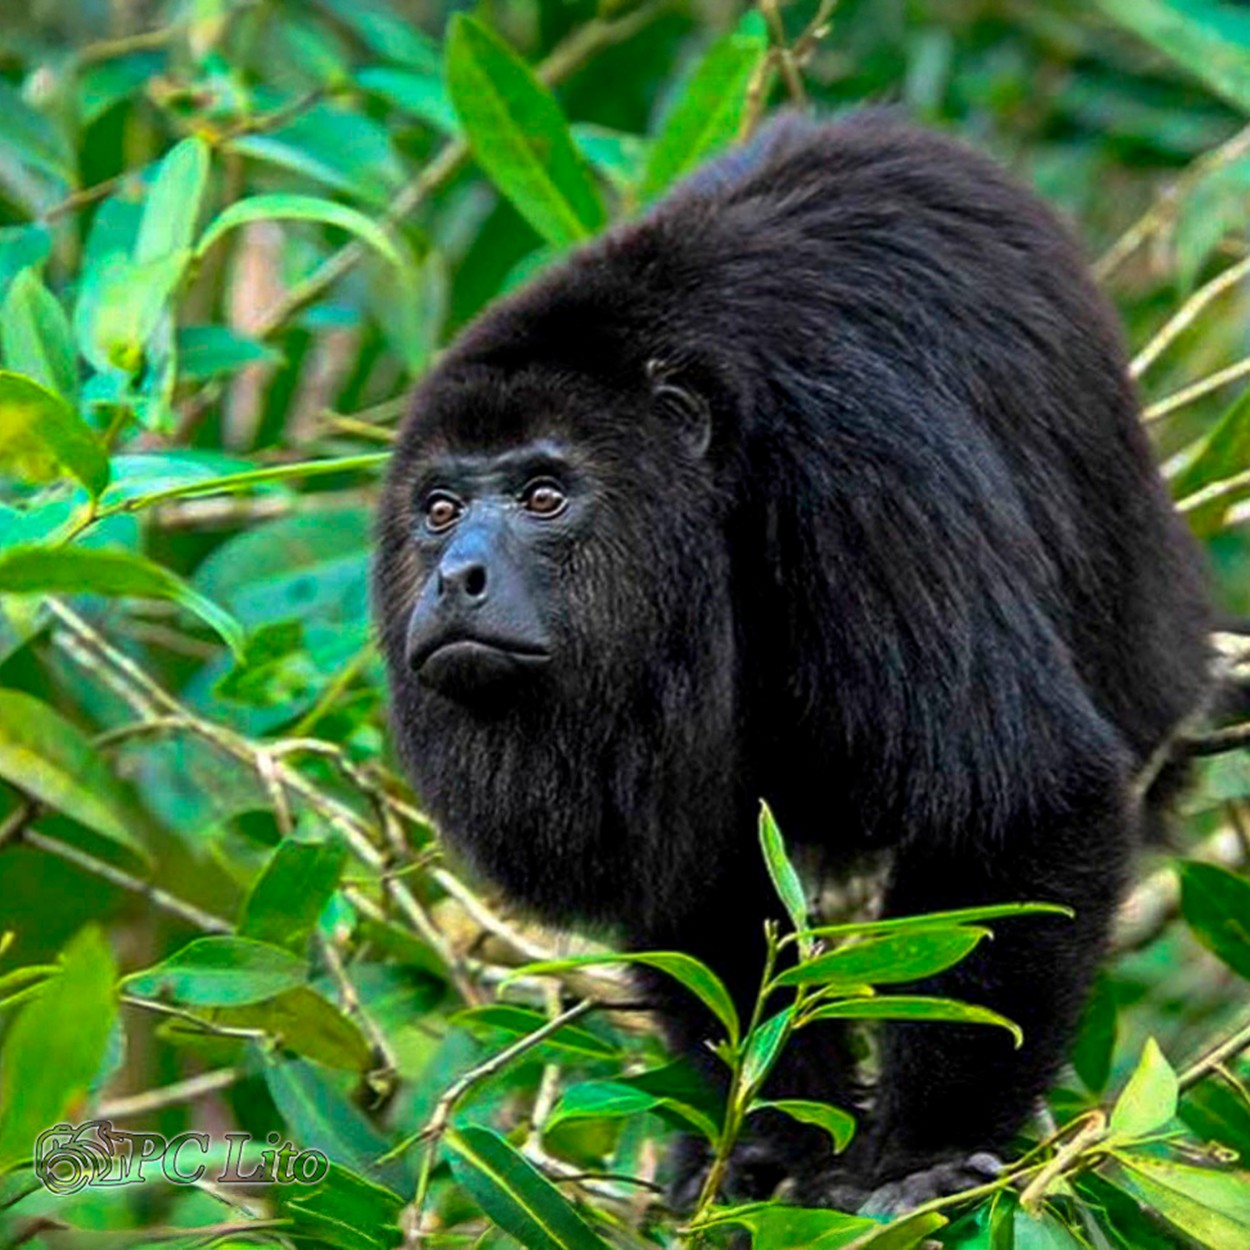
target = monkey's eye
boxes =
[423,492,463,533]
[521,480,567,518]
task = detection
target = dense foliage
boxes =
[2,0,1250,1247]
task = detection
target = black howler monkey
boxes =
[373,112,1211,1212]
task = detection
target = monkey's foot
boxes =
[858,1152,1003,1217]
[797,1151,1002,1216]
[667,1133,807,1209]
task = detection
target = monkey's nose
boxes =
[437,559,488,603]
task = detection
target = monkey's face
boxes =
[374,360,726,719]
[392,436,583,704]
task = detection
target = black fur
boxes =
[374,112,1211,1206]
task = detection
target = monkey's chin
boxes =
[417,639,550,703]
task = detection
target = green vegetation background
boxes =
[2,1,1250,1247]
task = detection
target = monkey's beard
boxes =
[386,614,744,938]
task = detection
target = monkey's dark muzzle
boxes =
[409,633,551,698]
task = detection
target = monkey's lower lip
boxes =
[416,639,551,695]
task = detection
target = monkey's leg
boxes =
[823,791,1133,1215]
[634,894,862,1206]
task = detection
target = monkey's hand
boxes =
[796,1150,1003,1216]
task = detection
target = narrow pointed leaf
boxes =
[1109,1038,1178,1139]
[446,15,604,247]
[508,950,738,1044]
[806,995,1023,1046]
[773,927,988,989]
[124,936,306,1006]
[0,545,244,656]
[1179,860,1250,980]
[760,801,810,942]
[641,11,769,199]
[0,688,144,856]
[446,1125,613,1250]
[195,195,404,270]
[1,269,76,400]
[751,1099,856,1152]
[795,902,1072,944]
[135,138,211,264]
[0,371,106,495]
[1107,1156,1250,1250]
[0,927,117,1171]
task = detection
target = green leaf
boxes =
[446,14,605,247]
[1071,972,1118,1095]
[0,546,243,657]
[0,269,77,400]
[773,927,989,989]
[572,124,649,192]
[805,995,1024,1046]
[451,1003,620,1061]
[445,1125,614,1250]
[1011,1206,1089,1250]
[692,1202,877,1249]
[0,688,144,856]
[286,1163,405,1250]
[195,194,404,271]
[124,936,307,1006]
[759,800,810,942]
[73,249,187,377]
[315,0,441,71]
[510,951,739,1045]
[1170,388,1250,501]
[135,138,211,264]
[0,371,107,496]
[795,902,1072,944]
[265,1055,409,1192]
[176,324,282,381]
[850,1212,950,1249]
[1179,860,1250,980]
[239,836,347,954]
[0,927,117,1171]
[1174,157,1250,290]
[546,1061,722,1141]
[230,105,406,210]
[1109,1038,1178,1139]
[1107,1155,1250,1250]
[740,1007,794,1096]
[215,986,373,1072]
[640,11,769,199]
[357,67,458,135]
[1092,0,1250,115]
[751,1098,856,1153]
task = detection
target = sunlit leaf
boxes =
[0,545,243,656]
[1092,0,1250,115]
[1179,860,1250,982]
[0,269,77,400]
[546,1060,722,1141]
[751,1098,856,1153]
[1109,1038,1178,1139]
[759,800,810,943]
[691,1202,877,1249]
[357,66,457,135]
[215,986,373,1072]
[135,137,211,264]
[446,14,605,247]
[773,927,988,989]
[640,11,769,199]
[0,688,144,856]
[740,1006,794,1096]
[509,950,739,1044]
[239,835,346,954]
[0,927,117,1171]
[446,1125,614,1250]
[805,995,1023,1046]
[795,902,1072,945]
[0,371,106,495]
[195,194,405,270]
[1107,1155,1250,1250]
[285,1162,405,1250]
[124,936,307,1006]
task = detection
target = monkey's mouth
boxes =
[414,637,551,698]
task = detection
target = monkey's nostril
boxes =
[465,565,487,598]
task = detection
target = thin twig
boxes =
[99,1069,240,1119]
[1131,254,1250,377]
[1143,354,1250,421]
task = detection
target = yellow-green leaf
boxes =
[0,688,144,856]
[446,15,604,247]
[0,371,107,496]
[1109,1038,1178,1139]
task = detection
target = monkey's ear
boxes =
[646,358,712,458]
